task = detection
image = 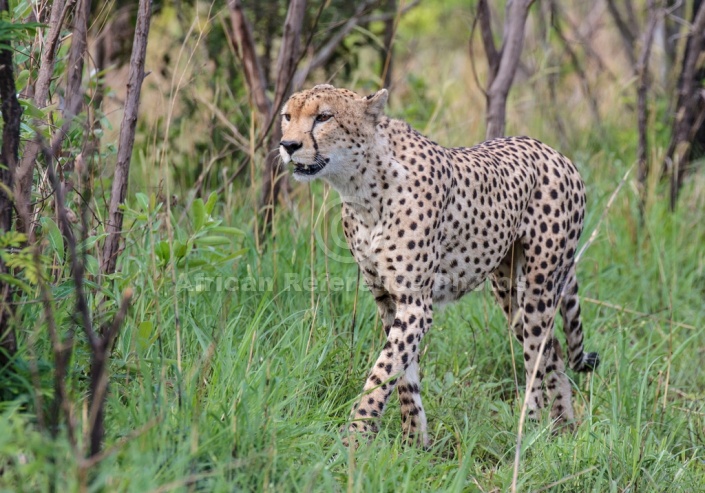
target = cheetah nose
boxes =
[280,140,303,156]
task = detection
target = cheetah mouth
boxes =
[292,156,329,176]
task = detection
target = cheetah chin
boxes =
[292,156,329,177]
[280,84,599,448]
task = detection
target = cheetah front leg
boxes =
[371,291,428,445]
[396,353,428,445]
[348,293,431,447]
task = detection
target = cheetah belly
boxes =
[431,241,507,305]
[432,210,522,304]
[431,264,485,304]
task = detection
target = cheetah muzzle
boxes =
[280,84,599,448]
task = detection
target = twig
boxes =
[605,0,637,67]
[193,93,250,151]
[257,0,308,234]
[40,0,90,180]
[291,1,380,92]
[228,0,272,118]
[15,0,68,238]
[42,142,91,454]
[484,0,535,139]
[571,165,632,269]
[44,143,97,350]
[636,0,659,215]
[0,0,22,365]
[549,0,601,126]
[36,242,76,447]
[475,0,499,90]
[582,297,696,331]
[665,1,705,209]
[102,0,152,276]
[87,287,134,457]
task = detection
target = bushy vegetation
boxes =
[0,1,704,491]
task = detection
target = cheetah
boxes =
[279,84,599,447]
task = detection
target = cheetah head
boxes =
[279,84,388,183]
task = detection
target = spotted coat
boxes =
[279,85,599,446]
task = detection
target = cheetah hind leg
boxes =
[492,247,569,426]
[515,240,576,427]
[490,244,525,343]
[559,264,600,373]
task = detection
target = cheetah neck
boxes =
[325,117,401,228]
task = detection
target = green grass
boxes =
[2,145,704,491]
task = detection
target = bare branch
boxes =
[485,0,534,139]
[65,0,90,122]
[35,0,92,185]
[102,0,152,276]
[43,144,97,351]
[636,0,659,212]
[476,0,499,86]
[666,1,705,208]
[605,0,638,67]
[39,251,77,447]
[87,287,133,457]
[0,0,22,367]
[270,0,307,118]
[380,0,397,89]
[361,1,419,25]
[292,0,395,92]
[549,0,601,126]
[259,0,308,234]
[227,0,272,118]
[14,0,68,236]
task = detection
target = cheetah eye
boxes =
[315,113,332,123]
[283,113,291,122]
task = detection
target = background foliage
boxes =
[0,0,704,491]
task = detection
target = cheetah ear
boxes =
[312,83,335,91]
[364,89,388,117]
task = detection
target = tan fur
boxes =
[280,85,599,446]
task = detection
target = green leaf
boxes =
[137,321,154,350]
[197,236,230,246]
[0,273,32,294]
[53,280,76,299]
[178,257,209,268]
[173,240,188,259]
[18,99,44,119]
[193,198,206,231]
[0,231,26,248]
[84,254,99,277]
[40,217,64,261]
[210,226,246,237]
[155,241,170,262]
[213,248,247,264]
[205,192,218,215]
[80,233,105,253]
[15,69,29,92]
[135,192,149,212]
